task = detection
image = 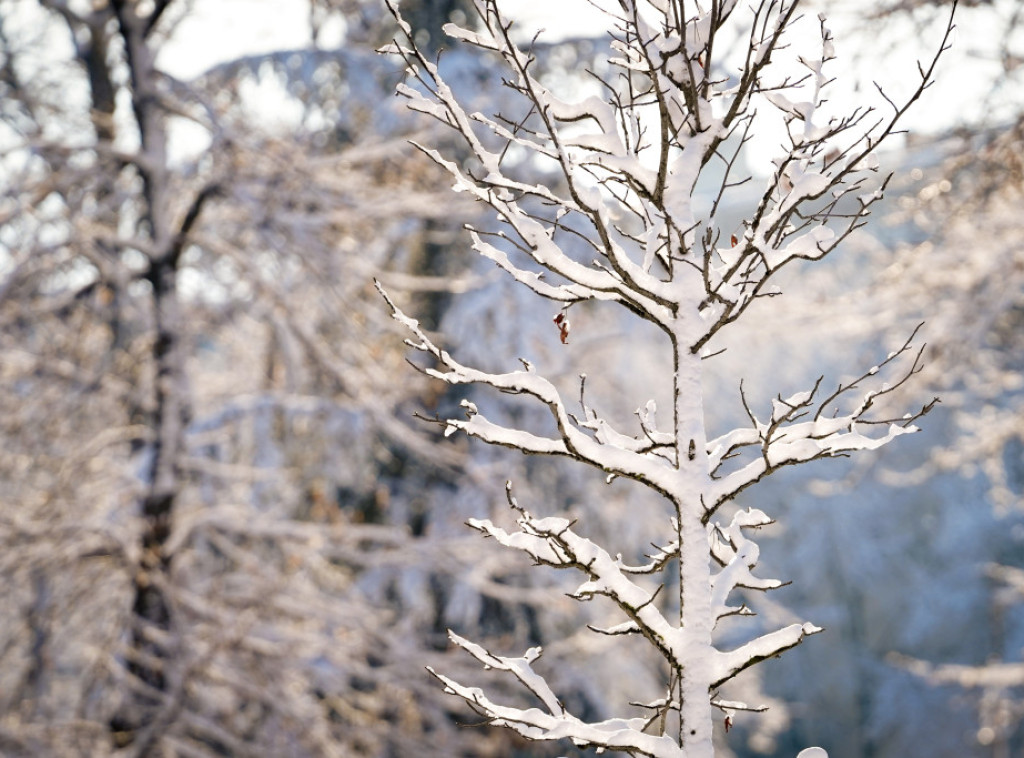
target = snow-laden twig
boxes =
[705,329,937,515]
[429,661,685,757]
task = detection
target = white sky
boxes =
[157,0,1012,140]
[160,0,325,78]
[159,0,610,78]
[6,0,1012,164]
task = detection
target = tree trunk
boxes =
[108,2,188,747]
[674,314,715,754]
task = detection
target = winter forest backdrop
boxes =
[1,0,1022,756]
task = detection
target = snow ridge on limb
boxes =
[709,508,782,623]
[712,623,823,689]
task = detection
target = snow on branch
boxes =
[705,327,939,516]
[429,658,685,757]
[709,508,784,623]
[376,280,682,495]
[712,622,823,688]
[694,6,958,352]
[467,482,680,658]
[441,632,566,715]
[383,0,678,326]
[703,507,819,686]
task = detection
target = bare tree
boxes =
[379,0,950,754]
[0,2,556,756]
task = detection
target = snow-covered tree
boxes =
[380,0,951,754]
[0,2,550,755]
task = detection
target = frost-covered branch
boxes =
[705,329,938,515]
[377,280,684,495]
[470,484,679,656]
[693,6,957,351]
[430,655,684,757]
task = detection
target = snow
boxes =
[440,22,499,52]
[764,92,816,122]
[709,508,783,622]
[712,623,824,688]
[546,94,620,138]
[765,226,836,269]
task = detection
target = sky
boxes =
[158,0,610,78]
[154,0,1014,146]
[4,0,1016,169]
